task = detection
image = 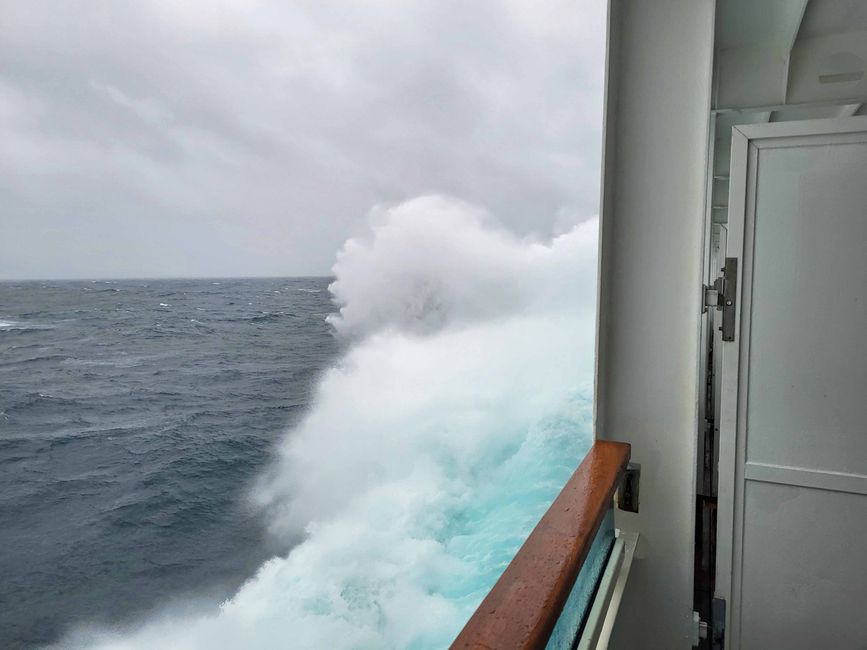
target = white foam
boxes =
[0,319,42,331]
[328,195,597,337]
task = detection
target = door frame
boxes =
[714,114,867,648]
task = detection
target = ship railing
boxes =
[450,440,638,650]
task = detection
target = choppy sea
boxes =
[1,205,599,650]
[0,278,338,648]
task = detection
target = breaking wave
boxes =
[63,196,599,650]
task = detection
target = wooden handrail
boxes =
[450,440,631,650]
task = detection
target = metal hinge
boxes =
[616,462,641,513]
[702,278,723,312]
[692,598,727,647]
[702,257,738,342]
[712,598,726,650]
[692,611,709,647]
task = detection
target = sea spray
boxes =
[65,196,599,650]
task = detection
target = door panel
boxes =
[747,142,867,475]
[740,482,867,649]
[717,117,867,649]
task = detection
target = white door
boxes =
[716,116,867,650]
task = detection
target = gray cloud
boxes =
[0,0,605,279]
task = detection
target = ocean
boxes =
[0,278,338,648]
[1,198,599,650]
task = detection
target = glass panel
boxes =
[545,507,615,650]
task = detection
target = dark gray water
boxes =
[0,278,338,648]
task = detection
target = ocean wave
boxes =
[220,312,286,324]
[61,357,145,369]
[327,195,597,337]
[0,353,71,366]
[4,391,83,414]
[71,196,599,650]
[0,319,50,331]
[249,312,283,323]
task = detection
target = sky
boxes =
[0,0,606,279]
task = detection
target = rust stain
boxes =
[449,440,630,650]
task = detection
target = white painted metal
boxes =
[576,533,626,650]
[797,0,867,40]
[714,125,748,612]
[740,484,867,648]
[697,117,719,497]
[714,0,867,112]
[714,0,809,109]
[716,116,867,649]
[595,1,714,647]
[714,0,808,51]
[595,532,638,650]
[709,224,727,497]
[788,29,867,105]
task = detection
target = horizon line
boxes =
[0,274,336,283]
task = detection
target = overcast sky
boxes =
[0,0,606,279]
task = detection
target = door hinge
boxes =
[702,258,738,342]
[702,280,722,312]
[711,597,726,650]
[692,611,709,647]
[694,599,726,648]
